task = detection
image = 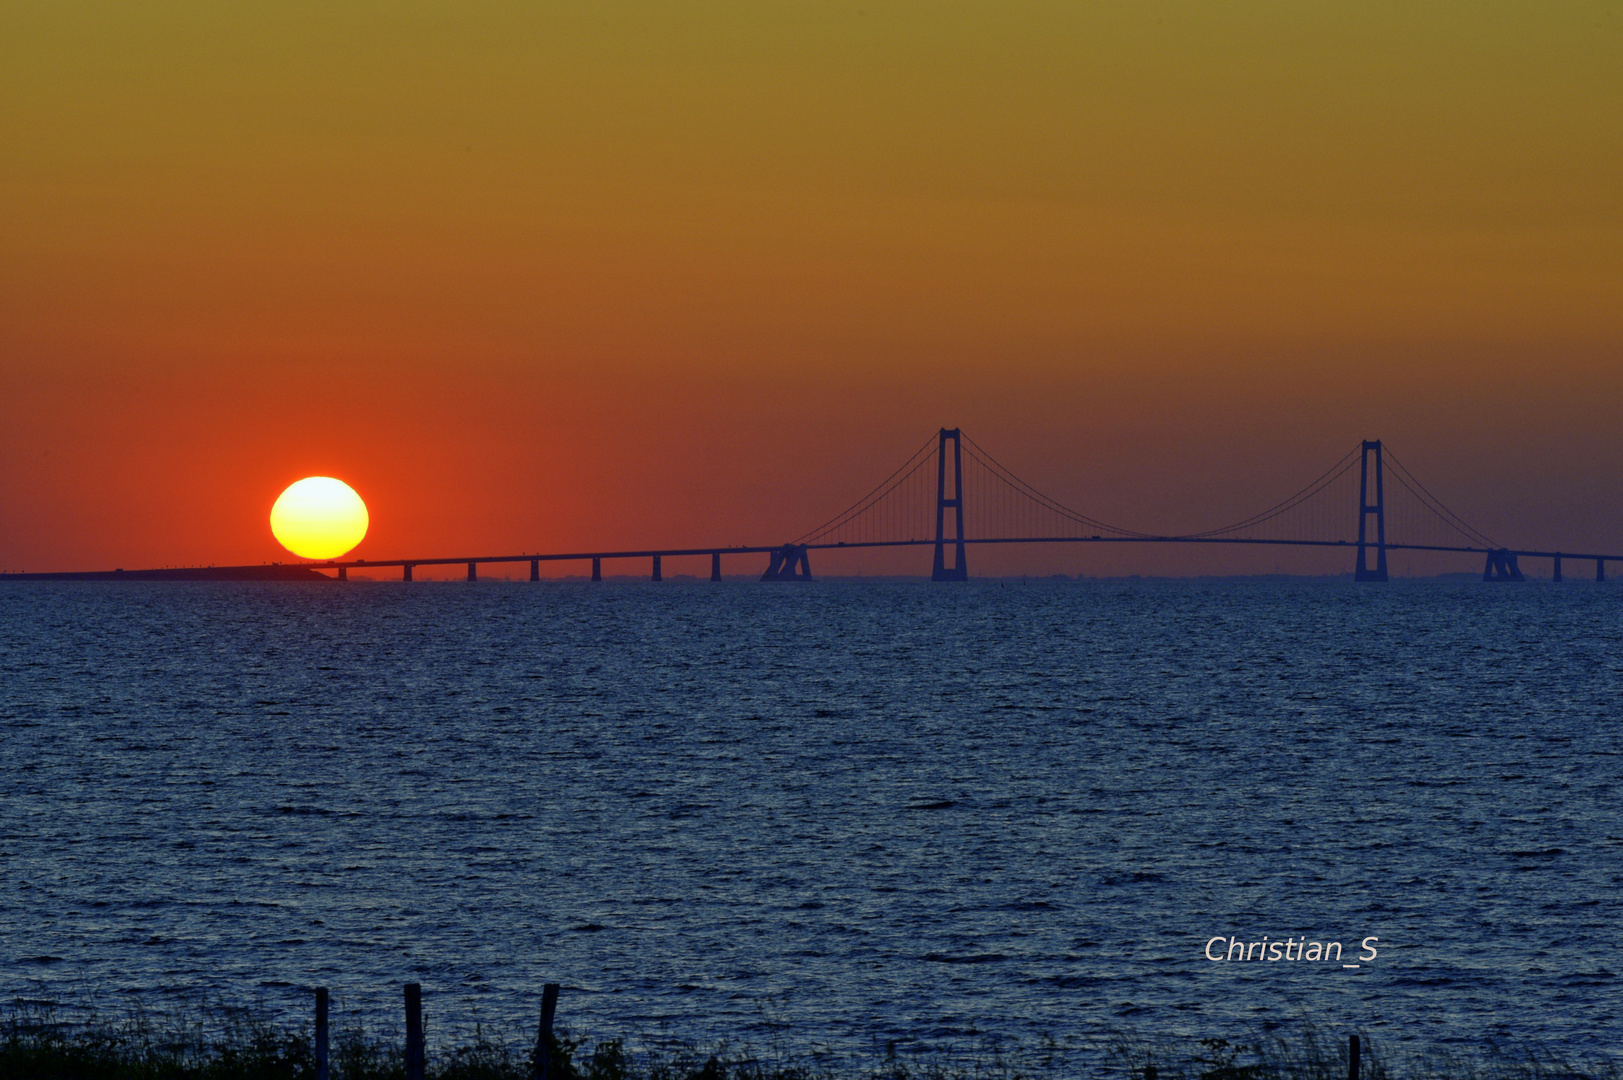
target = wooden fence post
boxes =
[405,983,425,1080]
[314,988,329,1080]
[532,983,561,1080]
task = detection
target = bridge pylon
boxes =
[761,544,812,581]
[1354,440,1388,582]
[1483,550,1525,582]
[932,427,968,581]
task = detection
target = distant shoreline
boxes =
[0,565,335,582]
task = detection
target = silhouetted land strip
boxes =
[0,565,334,582]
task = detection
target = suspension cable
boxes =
[1176,446,1361,539]
[959,434,1156,538]
[795,432,939,545]
[795,430,1503,552]
[1381,448,1500,549]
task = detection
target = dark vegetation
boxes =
[1,1002,1615,1080]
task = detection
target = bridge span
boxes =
[302,427,1623,584]
[5,429,1618,583]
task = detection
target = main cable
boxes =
[796,433,939,545]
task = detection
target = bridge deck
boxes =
[4,536,1615,582]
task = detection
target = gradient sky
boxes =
[3,2,1620,577]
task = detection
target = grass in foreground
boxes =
[1,1002,1615,1080]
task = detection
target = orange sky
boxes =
[3,2,1620,577]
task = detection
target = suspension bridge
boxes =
[764,427,1619,583]
[5,428,1618,583]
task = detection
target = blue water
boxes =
[2,581,1619,1064]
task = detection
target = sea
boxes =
[2,579,1619,1067]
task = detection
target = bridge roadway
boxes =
[6,537,1616,582]
[298,535,1618,582]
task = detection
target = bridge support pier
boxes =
[1599,558,1607,583]
[467,561,477,582]
[711,552,722,582]
[932,427,969,581]
[1553,554,1562,583]
[530,559,540,582]
[652,554,662,582]
[403,564,413,582]
[337,566,347,581]
[591,557,602,582]
[1354,440,1388,582]
[1483,550,1525,581]
[761,544,812,581]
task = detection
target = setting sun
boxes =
[269,477,369,560]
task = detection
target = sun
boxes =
[270,477,369,560]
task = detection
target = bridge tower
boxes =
[932,427,968,581]
[1355,440,1388,582]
